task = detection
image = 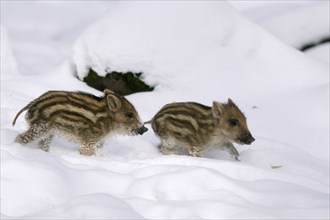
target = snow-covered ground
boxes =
[1,1,329,219]
[230,0,329,49]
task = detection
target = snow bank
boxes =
[256,2,329,49]
[73,1,328,98]
[230,1,330,49]
[1,1,329,219]
[1,137,329,219]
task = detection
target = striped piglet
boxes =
[146,99,254,161]
[12,89,148,156]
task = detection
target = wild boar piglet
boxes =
[12,89,148,156]
[147,99,254,161]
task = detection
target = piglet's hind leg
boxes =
[79,140,97,156]
[15,122,49,145]
[38,133,54,152]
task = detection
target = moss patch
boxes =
[83,69,154,96]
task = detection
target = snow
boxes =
[1,25,19,76]
[1,1,113,75]
[229,1,330,49]
[1,1,329,219]
[73,1,328,95]
[305,43,330,63]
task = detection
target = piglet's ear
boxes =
[228,98,237,106]
[212,101,224,118]
[107,94,121,112]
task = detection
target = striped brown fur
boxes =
[147,99,255,161]
[12,89,148,156]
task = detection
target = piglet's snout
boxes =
[136,125,148,135]
[244,134,255,145]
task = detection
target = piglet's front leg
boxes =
[221,142,240,162]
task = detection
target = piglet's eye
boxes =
[228,118,239,126]
[125,112,134,118]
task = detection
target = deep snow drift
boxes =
[1,1,329,219]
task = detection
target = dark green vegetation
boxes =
[83,69,154,96]
[300,36,330,51]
